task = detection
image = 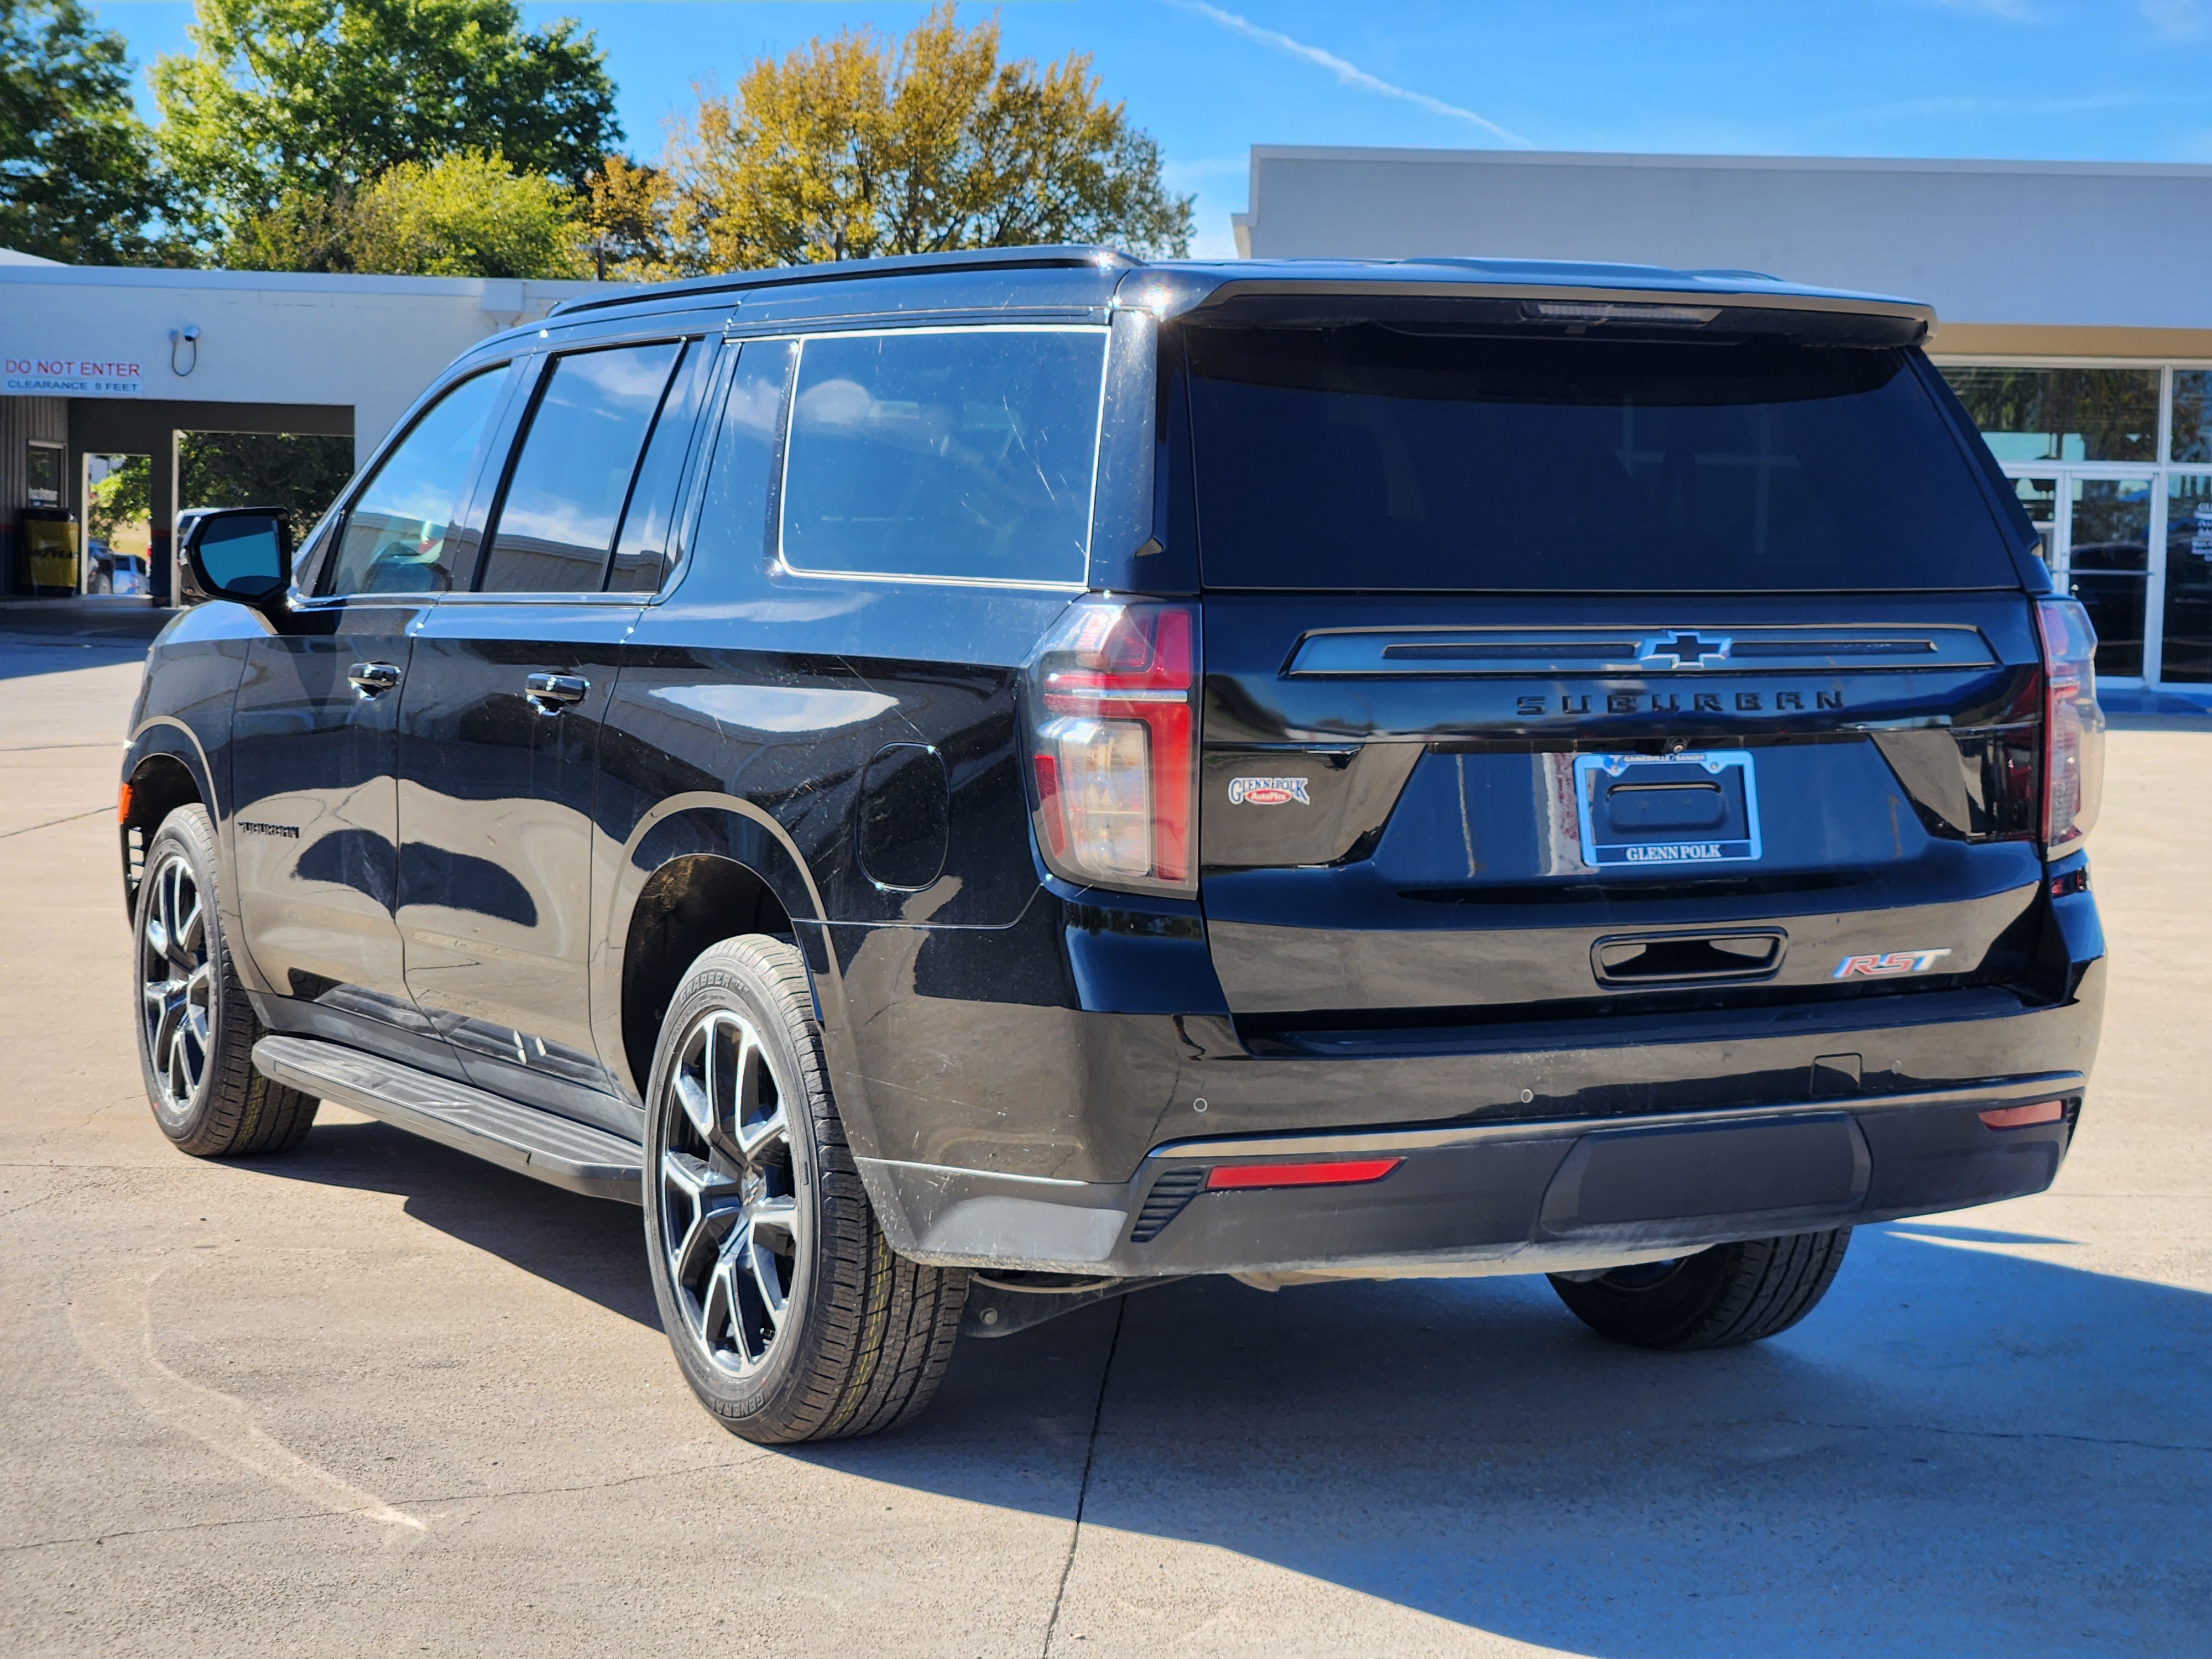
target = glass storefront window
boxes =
[2172,372,2212,463]
[1940,367,2159,463]
[2065,476,2151,677]
[2163,474,2212,682]
[2012,476,2058,561]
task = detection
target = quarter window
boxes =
[779,328,1107,585]
[480,341,684,592]
[324,367,508,596]
[682,340,797,584]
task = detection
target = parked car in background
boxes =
[87,542,149,596]
[118,248,2107,1443]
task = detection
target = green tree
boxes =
[347,150,582,278]
[87,455,152,549]
[1,0,174,262]
[153,0,617,264]
[654,3,1191,274]
[179,430,356,543]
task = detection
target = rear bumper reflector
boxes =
[1205,1157,1404,1191]
[1979,1099,2065,1129]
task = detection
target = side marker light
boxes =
[1204,1159,1404,1191]
[1979,1100,2064,1130]
[117,781,133,824]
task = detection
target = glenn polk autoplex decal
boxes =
[1227,776,1311,806]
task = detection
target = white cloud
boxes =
[1163,1,1532,147]
[1160,155,1252,189]
[2142,0,2208,38]
[1930,0,2037,19]
[1834,90,2162,122]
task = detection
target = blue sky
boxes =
[91,0,2212,257]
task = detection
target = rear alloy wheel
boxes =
[659,1006,802,1376]
[1548,1229,1851,1350]
[133,805,317,1156]
[641,936,966,1442]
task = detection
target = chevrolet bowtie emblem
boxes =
[1638,631,1734,668]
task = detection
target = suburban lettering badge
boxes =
[1228,776,1311,806]
[1833,949,1951,979]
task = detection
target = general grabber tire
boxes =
[132,804,318,1157]
[1548,1228,1852,1351]
[641,935,968,1443]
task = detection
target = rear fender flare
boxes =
[594,796,880,1154]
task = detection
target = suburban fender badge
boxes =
[1833,948,1950,979]
[1227,776,1311,806]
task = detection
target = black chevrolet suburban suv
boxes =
[125,250,2107,1442]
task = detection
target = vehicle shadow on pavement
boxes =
[832,1225,2212,1656]
[243,1115,661,1329]
[232,1125,2210,1653]
[0,635,161,683]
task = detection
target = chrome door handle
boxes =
[348,661,401,696]
[524,672,589,715]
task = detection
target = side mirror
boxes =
[180,507,292,612]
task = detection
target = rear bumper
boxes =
[860,1073,2085,1276]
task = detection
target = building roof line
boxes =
[1246,145,2212,181]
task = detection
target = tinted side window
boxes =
[679,340,796,587]
[479,341,682,593]
[780,328,1106,585]
[324,367,508,596]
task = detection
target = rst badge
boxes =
[1833,949,1951,979]
[1228,776,1311,806]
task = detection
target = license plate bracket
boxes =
[1572,750,1762,869]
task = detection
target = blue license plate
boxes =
[1572,751,1762,868]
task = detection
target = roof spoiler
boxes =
[1114,272,1934,349]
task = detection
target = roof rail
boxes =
[547,244,1141,318]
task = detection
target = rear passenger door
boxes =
[397,336,716,1130]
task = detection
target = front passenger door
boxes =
[230,363,514,1070]
[397,337,710,1133]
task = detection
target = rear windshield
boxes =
[1185,326,2020,592]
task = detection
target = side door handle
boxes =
[348,661,401,697]
[524,672,590,715]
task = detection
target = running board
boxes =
[252,1035,644,1204]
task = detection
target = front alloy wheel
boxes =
[128,803,317,1157]
[139,849,214,1119]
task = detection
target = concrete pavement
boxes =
[1,626,2206,1657]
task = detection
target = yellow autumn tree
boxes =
[627,4,1190,276]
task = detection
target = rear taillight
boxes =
[2036,598,2106,853]
[1024,599,1197,895]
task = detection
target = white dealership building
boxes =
[1234,147,2212,701]
[0,254,596,598]
[7,145,2212,701]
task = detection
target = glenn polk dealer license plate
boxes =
[1572,750,1763,869]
